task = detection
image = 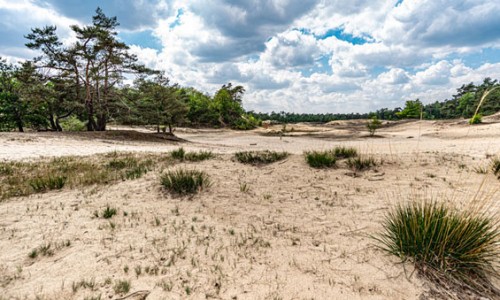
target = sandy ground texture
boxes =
[0,118,499,300]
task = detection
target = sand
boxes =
[0,118,499,299]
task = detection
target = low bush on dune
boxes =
[235,150,289,165]
[304,150,336,168]
[160,169,210,195]
[376,200,500,297]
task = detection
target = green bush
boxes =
[234,150,289,165]
[161,169,210,195]
[304,150,336,168]
[367,116,382,136]
[469,114,482,125]
[60,116,86,131]
[376,201,500,296]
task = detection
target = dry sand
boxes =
[0,118,499,299]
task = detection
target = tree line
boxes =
[251,78,500,124]
[0,8,258,132]
[1,8,499,132]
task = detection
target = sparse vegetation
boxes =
[234,150,289,165]
[113,280,131,294]
[333,146,358,159]
[160,169,210,195]
[170,147,215,162]
[346,156,378,171]
[490,157,500,179]
[171,147,186,160]
[304,150,336,168]
[29,175,67,192]
[367,116,382,136]
[102,205,117,219]
[376,200,500,297]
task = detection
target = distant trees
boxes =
[397,99,423,119]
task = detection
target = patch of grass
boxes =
[491,157,500,179]
[473,165,488,174]
[304,150,336,168]
[376,200,500,297]
[171,148,186,160]
[234,150,289,165]
[106,157,138,170]
[346,156,377,171]
[29,175,67,192]
[102,205,117,219]
[333,146,358,159]
[113,280,131,294]
[161,169,210,195]
[184,150,215,162]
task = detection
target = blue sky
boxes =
[1,0,499,113]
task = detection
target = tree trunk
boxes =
[49,114,58,131]
[97,114,106,131]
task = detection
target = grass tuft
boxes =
[161,169,210,195]
[171,148,186,160]
[346,156,377,171]
[304,150,336,168]
[29,175,67,192]
[376,200,500,296]
[102,205,117,219]
[333,146,358,159]
[491,157,500,179]
[235,151,289,165]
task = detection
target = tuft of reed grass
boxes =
[304,150,336,168]
[333,146,358,159]
[184,150,215,162]
[102,205,117,219]
[346,155,377,171]
[171,148,186,160]
[234,150,289,165]
[160,169,210,195]
[491,157,500,179]
[29,175,67,192]
[376,200,500,296]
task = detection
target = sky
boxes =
[0,0,499,113]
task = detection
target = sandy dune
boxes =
[0,119,499,299]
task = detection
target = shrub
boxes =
[60,116,86,132]
[235,151,289,165]
[161,169,210,195]
[376,200,500,296]
[469,114,482,125]
[333,146,358,159]
[29,175,67,192]
[367,116,382,136]
[346,156,377,171]
[171,148,186,160]
[304,151,336,168]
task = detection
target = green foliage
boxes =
[397,99,423,119]
[171,148,186,160]
[333,146,358,159]
[233,113,260,130]
[60,116,86,131]
[160,169,210,195]
[376,201,500,296]
[346,156,377,171]
[234,151,289,165]
[102,205,117,219]
[184,151,215,162]
[469,114,482,125]
[29,175,66,192]
[304,151,337,168]
[367,116,382,136]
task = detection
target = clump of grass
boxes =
[333,146,358,159]
[29,175,67,192]
[304,150,336,168]
[346,156,377,171]
[106,157,138,170]
[491,157,500,179]
[171,148,186,160]
[184,150,215,162]
[234,150,289,165]
[102,205,117,219]
[161,169,210,195]
[113,280,131,294]
[376,200,500,297]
